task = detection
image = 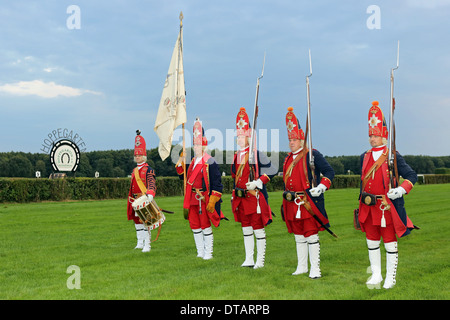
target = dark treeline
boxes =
[0,148,449,178]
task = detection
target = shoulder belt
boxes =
[362,149,388,191]
[133,167,147,194]
[284,148,308,185]
[235,152,249,185]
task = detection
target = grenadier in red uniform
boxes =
[282,107,335,278]
[358,101,418,289]
[126,130,156,253]
[176,119,226,260]
[231,107,277,269]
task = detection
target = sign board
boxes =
[50,139,80,172]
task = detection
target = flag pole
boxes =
[179,11,187,195]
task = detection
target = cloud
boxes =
[43,67,57,73]
[0,80,102,98]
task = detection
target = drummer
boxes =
[126,130,156,253]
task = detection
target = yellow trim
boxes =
[404,179,414,188]
[322,177,331,184]
[133,167,147,194]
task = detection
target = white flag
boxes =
[154,26,187,161]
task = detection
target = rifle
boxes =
[248,53,266,181]
[388,41,400,189]
[304,49,316,187]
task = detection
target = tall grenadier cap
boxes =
[285,107,305,140]
[236,107,251,137]
[368,101,388,139]
[193,118,207,146]
[134,130,147,156]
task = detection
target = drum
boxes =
[131,195,166,230]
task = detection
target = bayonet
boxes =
[305,49,316,187]
[248,52,265,181]
[388,41,400,188]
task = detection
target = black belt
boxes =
[234,187,247,198]
[283,191,305,202]
[360,192,383,206]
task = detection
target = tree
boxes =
[96,158,114,177]
[8,155,33,177]
[35,160,47,177]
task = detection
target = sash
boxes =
[133,167,147,194]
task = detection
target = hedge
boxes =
[1,174,449,203]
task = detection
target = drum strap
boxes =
[133,167,148,194]
[152,226,161,242]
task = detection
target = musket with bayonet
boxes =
[248,53,266,182]
[302,50,337,238]
[305,49,316,187]
[388,41,400,189]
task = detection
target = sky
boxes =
[0,0,449,157]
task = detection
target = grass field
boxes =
[0,184,449,301]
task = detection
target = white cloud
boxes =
[0,80,102,98]
[43,67,57,73]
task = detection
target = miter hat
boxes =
[134,130,147,156]
[368,101,388,139]
[285,107,305,140]
[236,107,251,137]
[193,118,207,146]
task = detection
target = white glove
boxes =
[246,179,263,191]
[309,183,327,197]
[146,194,154,202]
[387,187,406,200]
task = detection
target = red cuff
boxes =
[320,177,332,190]
[400,180,414,194]
[146,190,156,197]
[211,190,222,199]
[259,174,270,185]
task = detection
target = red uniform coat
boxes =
[358,147,417,238]
[231,149,273,226]
[177,153,225,227]
[127,163,156,222]
[282,149,333,234]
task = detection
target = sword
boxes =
[302,194,338,238]
[310,211,338,238]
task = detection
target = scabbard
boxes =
[302,196,338,238]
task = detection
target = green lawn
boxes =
[0,184,448,300]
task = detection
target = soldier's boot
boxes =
[366,239,383,287]
[292,234,308,275]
